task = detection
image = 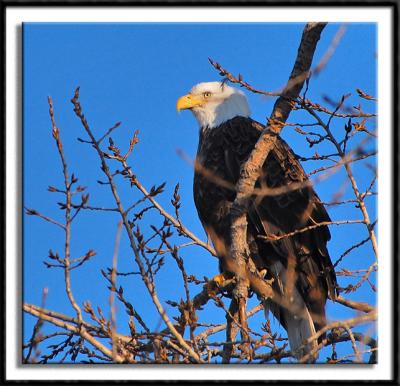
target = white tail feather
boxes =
[266,262,318,361]
[284,301,317,360]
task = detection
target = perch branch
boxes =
[223,22,327,361]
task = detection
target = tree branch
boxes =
[224,22,327,362]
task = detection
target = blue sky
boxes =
[23,22,377,363]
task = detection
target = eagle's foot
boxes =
[205,273,235,295]
[212,273,227,286]
[258,268,268,278]
[258,268,274,286]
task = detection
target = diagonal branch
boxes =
[223,22,327,362]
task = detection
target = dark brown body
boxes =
[193,116,337,334]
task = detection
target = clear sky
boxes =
[23,22,377,363]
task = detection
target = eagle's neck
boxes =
[192,93,250,129]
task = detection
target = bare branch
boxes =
[220,24,328,362]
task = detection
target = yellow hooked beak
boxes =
[176,94,204,112]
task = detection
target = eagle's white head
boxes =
[176,81,250,129]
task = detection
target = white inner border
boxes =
[6,6,393,381]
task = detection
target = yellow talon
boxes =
[205,273,231,296]
[213,273,227,286]
[258,268,267,278]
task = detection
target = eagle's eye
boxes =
[203,92,212,98]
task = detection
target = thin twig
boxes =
[110,221,123,361]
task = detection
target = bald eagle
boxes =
[177,82,337,360]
